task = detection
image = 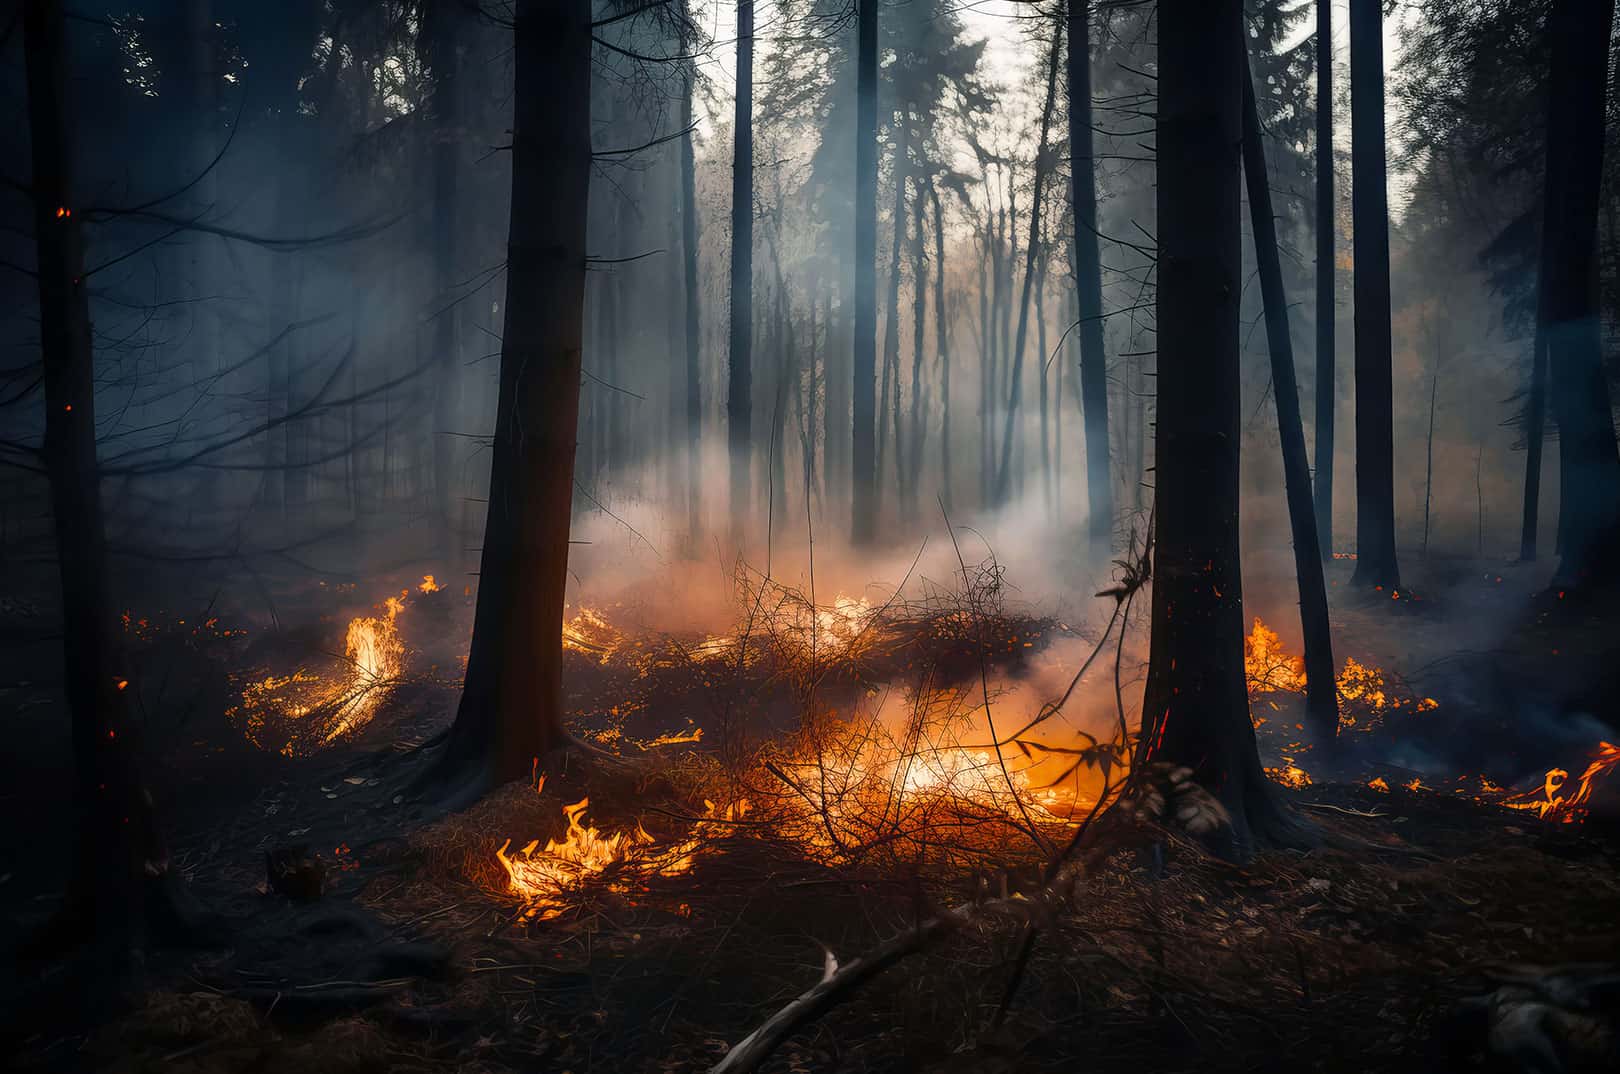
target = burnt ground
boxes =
[2,554,1619,1073]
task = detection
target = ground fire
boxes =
[10,3,1620,1072]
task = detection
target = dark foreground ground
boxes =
[2,553,1618,1073]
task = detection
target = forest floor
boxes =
[3,552,1619,1073]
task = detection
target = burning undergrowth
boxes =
[226,575,455,757]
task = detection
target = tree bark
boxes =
[1519,329,1548,560]
[851,0,879,544]
[433,0,592,790]
[1242,62,1339,745]
[1313,0,1335,561]
[1348,0,1399,588]
[728,0,755,538]
[1143,0,1295,858]
[1069,0,1113,551]
[1543,0,1620,588]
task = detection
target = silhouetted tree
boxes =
[1313,0,1335,559]
[1541,0,1620,588]
[1069,0,1112,552]
[729,0,755,534]
[1348,0,1399,587]
[851,0,879,543]
[1243,58,1339,744]
[1142,0,1297,857]
[432,0,593,793]
[23,0,207,962]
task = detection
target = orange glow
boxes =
[228,584,413,754]
[1243,618,1439,732]
[1504,742,1620,823]
[418,574,442,593]
[1367,776,1390,793]
[497,776,747,919]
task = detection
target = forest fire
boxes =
[496,776,747,919]
[227,585,419,755]
[1243,617,1438,730]
[1504,742,1620,823]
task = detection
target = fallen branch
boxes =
[707,821,1130,1074]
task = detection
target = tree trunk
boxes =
[1543,0,1620,588]
[908,171,928,517]
[993,11,1063,505]
[24,0,201,958]
[1242,62,1339,745]
[681,50,703,545]
[1348,0,1399,588]
[879,125,907,517]
[425,0,465,574]
[432,0,592,791]
[932,181,952,513]
[1070,0,1113,551]
[1143,0,1295,859]
[728,0,755,539]
[1519,329,1548,560]
[851,0,879,544]
[1313,0,1335,560]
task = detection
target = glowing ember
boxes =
[1368,776,1391,793]
[1265,762,1313,789]
[418,574,442,593]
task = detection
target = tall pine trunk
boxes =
[680,51,703,545]
[433,0,593,792]
[1348,0,1399,588]
[1543,0,1620,588]
[1069,0,1113,550]
[25,0,200,955]
[851,0,879,543]
[1143,0,1295,858]
[932,181,952,513]
[728,0,755,537]
[908,172,928,517]
[1313,0,1335,560]
[1243,61,1339,745]
[425,0,464,574]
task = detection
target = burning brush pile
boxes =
[226,575,452,757]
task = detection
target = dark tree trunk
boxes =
[993,11,1063,505]
[851,0,879,543]
[1243,62,1339,745]
[1143,0,1294,859]
[729,0,755,536]
[24,0,201,958]
[1069,0,1113,551]
[1543,0,1620,588]
[1348,0,1399,588]
[878,125,907,516]
[1520,329,1548,560]
[1313,0,1335,560]
[908,171,927,517]
[424,0,465,574]
[433,0,592,791]
[680,50,703,545]
[932,181,952,513]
